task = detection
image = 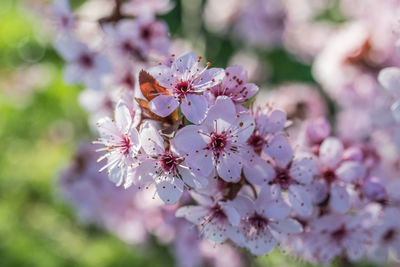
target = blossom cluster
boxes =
[50,0,400,266]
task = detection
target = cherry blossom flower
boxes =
[232,192,303,255]
[104,18,170,61]
[148,52,225,124]
[246,131,317,217]
[94,101,141,186]
[54,36,111,90]
[314,137,367,213]
[133,121,208,204]
[368,207,400,264]
[206,65,258,107]
[242,107,287,186]
[306,214,371,264]
[176,192,241,243]
[173,96,255,182]
[52,0,75,33]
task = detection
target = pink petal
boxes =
[266,109,287,133]
[264,135,293,168]
[319,137,343,169]
[256,185,291,220]
[330,184,350,213]
[231,195,255,217]
[288,185,313,217]
[231,113,255,143]
[243,157,275,186]
[204,96,236,130]
[139,120,164,155]
[245,229,276,256]
[185,149,214,177]
[135,159,157,184]
[222,204,240,226]
[149,94,179,117]
[173,125,209,153]
[180,94,208,124]
[216,152,243,182]
[64,63,83,84]
[148,65,175,88]
[176,205,208,224]
[269,218,303,234]
[178,166,208,189]
[192,67,225,89]
[156,176,184,204]
[172,52,198,75]
[289,154,316,184]
[336,161,366,183]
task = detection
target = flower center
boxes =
[174,81,192,97]
[141,26,152,40]
[78,53,94,69]
[209,204,227,221]
[383,229,396,243]
[209,132,227,154]
[160,152,179,173]
[323,169,336,184]
[331,225,346,241]
[270,168,292,190]
[248,134,265,151]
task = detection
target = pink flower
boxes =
[368,207,400,264]
[148,52,225,124]
[176,192,241,243]
[104,18,170,61]
[54,36,111,90]
[173,96,255,182]
[232,192,303,255]
[314,137,367,213]
[52,0,75,32]
[249,132,317,217]
[94,101,141,186]
[133,121,208,204]
[307,214,370,264]
[242,107,287,186]
[305,117,331,145]
[206,65,258,106]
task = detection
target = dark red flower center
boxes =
[209,132,227,153]
[383,229,396,243]
[141,26,152,40]
[248,134,265,151]
[323,169,336,184]
[248,213,269,230]
[78,53,94,69]
[209,204,227,221]
[270,168,292,190]
[160,152,179,173]
[331,225,346,241]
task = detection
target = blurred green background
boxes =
[0,0,380,266]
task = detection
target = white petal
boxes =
[180,94,208,124]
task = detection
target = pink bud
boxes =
[305,117,331,144]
